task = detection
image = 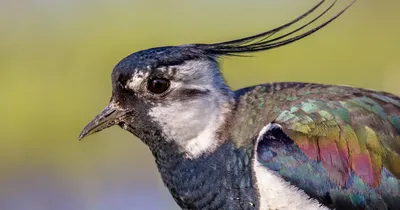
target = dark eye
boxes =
[147,78,170,94]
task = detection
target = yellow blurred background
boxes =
[1,0,399,209]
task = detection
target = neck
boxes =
[153,141,259,210]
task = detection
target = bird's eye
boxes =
[147,78,170,94]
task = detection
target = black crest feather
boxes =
[194,0,355,55]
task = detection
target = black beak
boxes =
[78,103,126,140]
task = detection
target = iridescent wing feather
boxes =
[233,83,400,209]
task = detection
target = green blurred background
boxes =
[1,0,399,209]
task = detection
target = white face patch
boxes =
[148,59,233,159]
[149,96,225,159]
[253,123,327,210]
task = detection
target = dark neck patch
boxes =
[154,141,259,210]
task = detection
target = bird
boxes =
[79,0,400,209]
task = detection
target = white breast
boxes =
[253,123,328,210]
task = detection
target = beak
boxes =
[78,103,126,140]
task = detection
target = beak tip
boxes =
[78,130,88,141]
[78,103,124,141]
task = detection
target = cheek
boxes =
[164,86,211,104]
[160,97,215,119]
[185,99,216,120]
[148,97,218,137]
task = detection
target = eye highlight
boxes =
[147,78,170,94]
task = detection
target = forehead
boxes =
[111,46,206,82]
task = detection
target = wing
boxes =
[232,82,400,209]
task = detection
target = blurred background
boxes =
[1,0,399,209]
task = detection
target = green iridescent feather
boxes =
[232,82,400,208]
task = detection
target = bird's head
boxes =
[79,0,354,158]
[79,46,235,158]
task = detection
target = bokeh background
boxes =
[1,0,399,209]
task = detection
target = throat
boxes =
[154,142,259,210]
